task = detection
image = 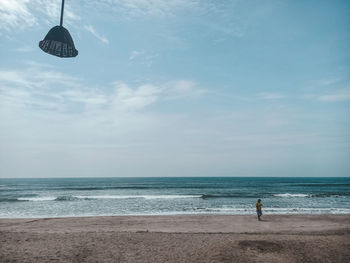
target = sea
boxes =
[0,177,349,218]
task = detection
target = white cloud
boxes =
[129,50,144,60]
[318,90,350,102]
[0,63,207,171]
[304,87,350,102]
[0,0,37,31]
[307,77,342,87]
[84,25,109,44]
[0,62,204,117]
[164,80,207,99]
[197,18,245,39]
[0,0,79,33]
[128,50,159,67]
[258,92,285,100]
[111,82,162,111]
[15,46,34,52]
[87,0,200,18]
[0,0,201,34]
[1,63,348,177]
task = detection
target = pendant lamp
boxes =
[39,0,78,58]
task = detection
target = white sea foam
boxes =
[274,193,310,198]
[192,207,350,214]
[74,195,202,200]
[16,195,202,202]
[17,197,56,201]
[263,207,350,214]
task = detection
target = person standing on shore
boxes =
[256,199,262,221]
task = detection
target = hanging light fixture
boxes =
[39,0,78,58]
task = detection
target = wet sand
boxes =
[1,214,349,262]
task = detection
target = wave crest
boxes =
[274,193,310,198]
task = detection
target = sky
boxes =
[0,0,349,178]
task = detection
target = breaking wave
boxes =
[201,194,258,199]
[4,195,203,202]
[74,195,202,200]
[273,193,310,198]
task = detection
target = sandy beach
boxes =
[1,215,349,263]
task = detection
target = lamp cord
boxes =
[60,0,65,26]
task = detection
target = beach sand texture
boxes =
[1,215,349,262]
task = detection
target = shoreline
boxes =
[1,210,350,220]
[1,214,349,233]
[1,214,349,262]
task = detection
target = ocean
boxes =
[0,177,349,218]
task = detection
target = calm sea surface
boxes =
[0,177,349,218]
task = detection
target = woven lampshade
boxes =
[39,25,78,58]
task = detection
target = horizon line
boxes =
[1,176,349,179]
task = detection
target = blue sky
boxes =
[0,0,349,178]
